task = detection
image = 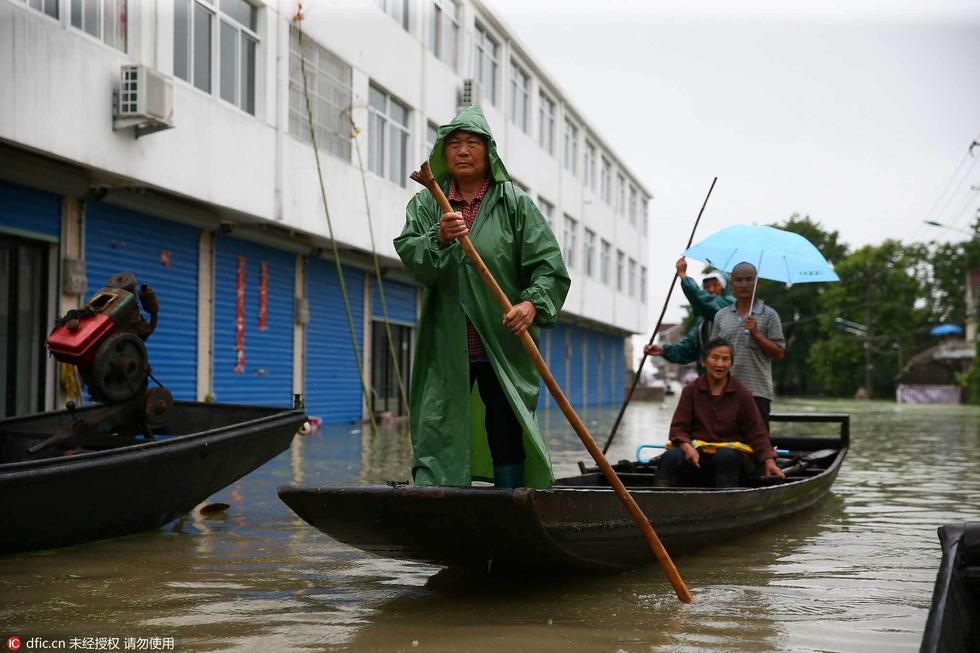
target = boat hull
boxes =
[920,523,980,653]
[280,432,847,572]
[0,401,305,554]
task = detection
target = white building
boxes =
[0,0,651,423]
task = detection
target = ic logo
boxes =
[6,637,21,651]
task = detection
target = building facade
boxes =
[0,0,651,422]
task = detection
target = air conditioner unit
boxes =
[457,78,478,111]
[113,65,174,138]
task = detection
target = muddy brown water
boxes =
[2,398,978,652]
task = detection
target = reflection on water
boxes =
[1,398,978,652]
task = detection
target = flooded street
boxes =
[2,398,978,652]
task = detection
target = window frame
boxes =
[564,120,579,176]
[70,0,127,52]
[616,249,625,292]
[288,27,353,161]
[583,228,595,278]
[368,84,412,188]
[538,91,556,155]
[616,173,626,215]
[584,141,596,191]
[640,265,648,303]
[174,0,260,116]
[474,22,500,106]
[429,0,459,69]
[509,60,531,133]
[628,258,637,297]
[600,156,612,204]
[537,196,554,229]
[562,215,578,269]
[17,0,59,20]
[376,0,410,31]
[600,240,611,285]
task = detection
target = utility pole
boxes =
[864,264,874,399]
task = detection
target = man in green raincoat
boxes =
[394,106,570,490]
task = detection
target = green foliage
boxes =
[762,214,849,394]
[965,341,980,405]
[807,240,932,398]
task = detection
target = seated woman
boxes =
[657,337,786,488]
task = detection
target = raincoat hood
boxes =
[428,105,510,186]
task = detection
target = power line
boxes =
[913,133,980,242]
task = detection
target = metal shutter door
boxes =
[568,325,585,407]
[213,236,294,407]
[587,330,604,406]
[0,181,60,241]
[85,202,198,400]
[305,258,365,424]
[371,279,416,324]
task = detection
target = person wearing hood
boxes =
[393,106,570,490]
[644,257,733,375]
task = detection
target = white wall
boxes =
[0,0,651,334]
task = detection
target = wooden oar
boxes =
[410,163,693,604]
[602,177,718,455]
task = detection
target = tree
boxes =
[761,215,849,395]
[808,240,932,398]
[926,217,980,326]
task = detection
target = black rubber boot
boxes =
[493,463,524,489]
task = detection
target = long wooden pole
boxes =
[411,163,692,604]
[601,177,717,455]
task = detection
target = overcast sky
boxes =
[483,0,980,327]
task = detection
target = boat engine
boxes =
[32,272,175,453]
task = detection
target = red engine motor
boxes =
[48,272,163,403]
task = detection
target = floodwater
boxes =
[2,397,978,652]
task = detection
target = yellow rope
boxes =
[294,8,377,433]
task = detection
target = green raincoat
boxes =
[393,106,570,489]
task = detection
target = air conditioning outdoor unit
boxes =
[113,65,174,138]
[457,78,478,111]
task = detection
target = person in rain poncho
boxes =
[393,106,570,489]
[644,257,733,375]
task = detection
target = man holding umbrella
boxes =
[711,262,785,428]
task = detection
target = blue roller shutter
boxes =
[372,278,416,324]
[568,325,585,408]
[586,330,604,406]
[0,181,60,241]
[609,334,625,404]
[536,328,550,411]
[306,258,366,424]
[85,202,199,400]
[213,236,294,407]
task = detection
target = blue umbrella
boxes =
[683,225,840,285]
[930,324,963,336]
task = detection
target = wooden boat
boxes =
[0,401,305,554]
[279,413,848,572]
[920,523,980,653]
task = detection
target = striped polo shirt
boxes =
[710,299,785,400]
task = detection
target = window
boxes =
[600,240,611,284]
[71,0,126,51]
[640,266,648,303]
[368,85,411,187]
[538,92,556,155]
[474,23,499,105]
[288,28,353,161]
[628,185,638,225]
[564,121,578,176]
[376,0,409,31]
[584,141,596,191]
[509,62,531,132]
[19,0,58,19]
[175,0,258,115]
[538,197,554,228]
[616,173,626,215]
[616,250,625,292]
[429,0,459,68]
[583,229,596,277]
[641,195,649,235]
[600,156,612,203]
[426,121,439,158]
[562,216,578,268]
[628,258,637,297]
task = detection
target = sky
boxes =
[482,0,980,328]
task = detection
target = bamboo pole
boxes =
[411,163,693,603]
[601,177,717,455]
